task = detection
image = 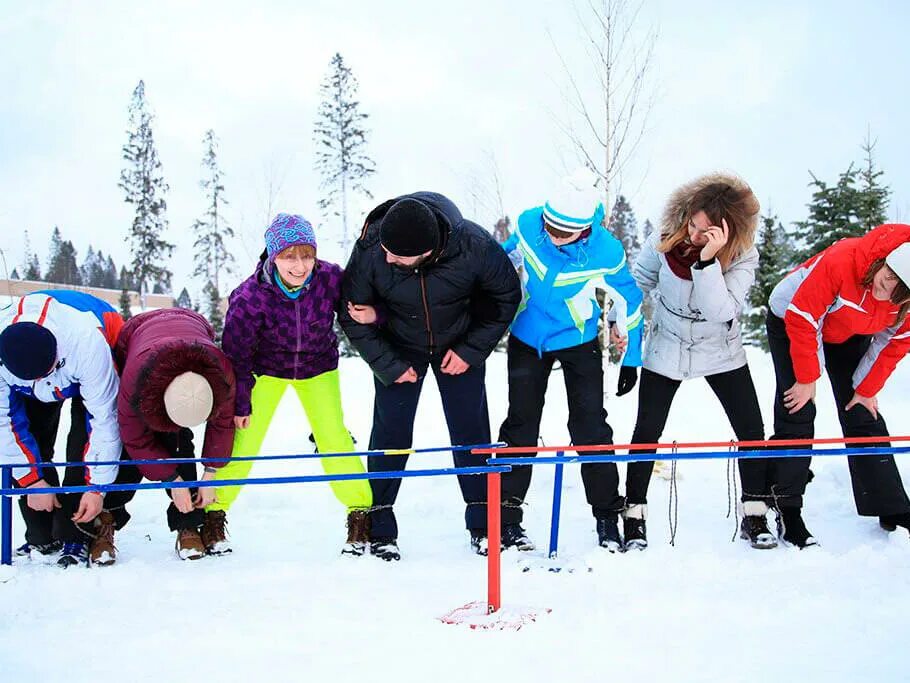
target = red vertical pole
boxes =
[487,471,501,613]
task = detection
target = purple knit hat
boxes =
[264,213,317,261]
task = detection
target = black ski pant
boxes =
[368,353,491,540]
[496,336,623,525]
[625,365,768,505]
[767,313,910,515]
[156,429,205,532]
[15,396,139,545]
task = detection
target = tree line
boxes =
[13,52,375,342]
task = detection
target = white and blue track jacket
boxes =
[0,291,122,487]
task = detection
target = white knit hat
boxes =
[163,372,214,428]
[885,242,910,286]
[543,169,601,232]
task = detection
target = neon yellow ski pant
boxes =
[206,370,372,512]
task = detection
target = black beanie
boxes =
[0,322,58,380]
[379,198,440,257]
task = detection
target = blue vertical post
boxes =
[548,451,565,559]
[1,468,12,566]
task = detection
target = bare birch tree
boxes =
[552,0,657,222]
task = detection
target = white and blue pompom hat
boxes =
[543,169,601,232]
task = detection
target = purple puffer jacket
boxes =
[222,258,342,416]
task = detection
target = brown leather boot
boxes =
[201,510,232,555]
[90,511,117,566]
[342,509,370,557]
[176,528,206,560]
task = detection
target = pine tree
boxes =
[46,231,81,285]
[857,133,890,232]
[191,129,235,295]
[22,230,41,281]
[608,194,641,264]
[119,80,174,298]
[175,287,193,309]
[203,281,224,340]
[119,288,132,320]
[744,212,794,349]
[46,226,63,278]
[642,219,655,242]
[791,165,862,262]
[119,266,133,292]
[103,256,119,289]
[314,52,376,255]
[80,246,108,287]
[9,268,20,280]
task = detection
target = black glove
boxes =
[617,365,638,396]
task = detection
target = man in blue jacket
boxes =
[498,172,644,552]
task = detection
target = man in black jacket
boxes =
[339,192,520,560]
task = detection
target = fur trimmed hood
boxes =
[660,172,759,245]
[133,341,232,432]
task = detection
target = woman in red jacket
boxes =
[767,224,910,547]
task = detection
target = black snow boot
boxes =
[622,504,647,551]
[879,513,910,533]
[740,501,777,549]
[501,523,535,551]
[596,515,623,553]
[370,538,401,562]
[776,508,818,549]
[469,529,488,556]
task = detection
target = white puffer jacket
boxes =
[633,233,758,379]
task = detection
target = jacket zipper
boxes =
[294,298,301,379]
[418,269,435,355]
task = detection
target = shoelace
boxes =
[61,542,86,558]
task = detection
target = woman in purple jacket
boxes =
[208,213,372,555]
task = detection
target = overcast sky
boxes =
[1,0,908,297]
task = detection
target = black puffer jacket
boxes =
[339,191,521,385]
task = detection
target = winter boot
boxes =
[16,540,62,559]
[89,511,118,566]
[57,541,89,568]
[176,528,206,561]
[370,537,401,562]
[201,510,232,555]
[501,523,535,551]
[469,529,488,556]
[596,514,623,553]
[879,513,910,533]
[622,504,648,551]
[776,507,818,549]
[342,510,370,557]
[739,501,777,549]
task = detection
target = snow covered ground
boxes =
[2,347,909,682]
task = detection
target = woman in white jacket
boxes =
[624,173,779,550]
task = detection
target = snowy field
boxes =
[2,347,909,682]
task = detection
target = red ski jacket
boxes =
[769,224,910,397]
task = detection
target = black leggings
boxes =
[625,365,772,505]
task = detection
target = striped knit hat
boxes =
[264,213,317,260]
[543,170,601,232]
